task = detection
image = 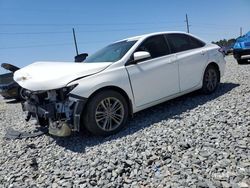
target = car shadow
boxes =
[5,99,22,104]
[53,82,239,153]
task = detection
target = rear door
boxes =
[166,34,208,91]
[126,34,179,107]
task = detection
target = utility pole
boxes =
[72,28,79,55]
[240,27,242,36]
[185,14,190,33]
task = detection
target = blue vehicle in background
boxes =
[233,31,250,64]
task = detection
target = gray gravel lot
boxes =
[0,56,249,188]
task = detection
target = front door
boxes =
[126,35,179,107]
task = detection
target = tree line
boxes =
[212,38,236,47]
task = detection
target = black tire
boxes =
[83,90,129,136]
[37,117,48,127]
[201,65,220,94]
[237,59,248,64]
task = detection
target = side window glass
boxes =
[166,34,205,53]
[136,35,170,59]
[188,36,205,49]
[166,34,190,53]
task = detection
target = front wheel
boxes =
[83,90,129,136]
[201,65,220,94]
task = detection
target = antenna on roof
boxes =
[72,28,88,62]
[72,28,79,55]
[185,14,190,33]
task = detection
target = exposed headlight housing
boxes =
[59,84,78,100]
[63,84,78,94]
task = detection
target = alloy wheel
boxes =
[95,97,125,131]
[205,68,218,92]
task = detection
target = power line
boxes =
[1,22,241,29]
[192,23,241,27]
[0,26,239,36]
[191,25,241,30]
[0,41,110,50]
[0,20,242,49]
[0,31,70,35]
[0,20,183,26]
[0,26,184,35]
[0,21,242,36]
[194,32,237,36]
[1,31,229,50]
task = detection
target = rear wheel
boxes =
[83,90,129,136]
[202,65,220,94]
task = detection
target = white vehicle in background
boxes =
[14,31,226,136]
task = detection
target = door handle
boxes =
[170,54,177,61]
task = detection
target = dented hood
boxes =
[14,61,111,91]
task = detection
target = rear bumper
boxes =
[233,49,250,60]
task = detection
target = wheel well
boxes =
[86,86,133,117]
[207,62,220,82]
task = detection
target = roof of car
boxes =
[112,31,207,45]
[119,31,188,42]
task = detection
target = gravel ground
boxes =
[0,56,249,188]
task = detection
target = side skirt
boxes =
[133,84,202,113]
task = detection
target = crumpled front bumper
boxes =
[22,94,86,137]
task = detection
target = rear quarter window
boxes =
[166,34,205,53]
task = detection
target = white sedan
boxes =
[14,31,226,136]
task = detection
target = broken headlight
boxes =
[59,84,78,100]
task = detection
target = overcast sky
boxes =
[0,0,250,72]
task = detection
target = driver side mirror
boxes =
[74,53,88,63]
[133,51,151,62]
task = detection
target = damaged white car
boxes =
[14,31,226,136]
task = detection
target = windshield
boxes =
[85,40,137,63]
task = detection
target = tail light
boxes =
[218,48,225,57]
